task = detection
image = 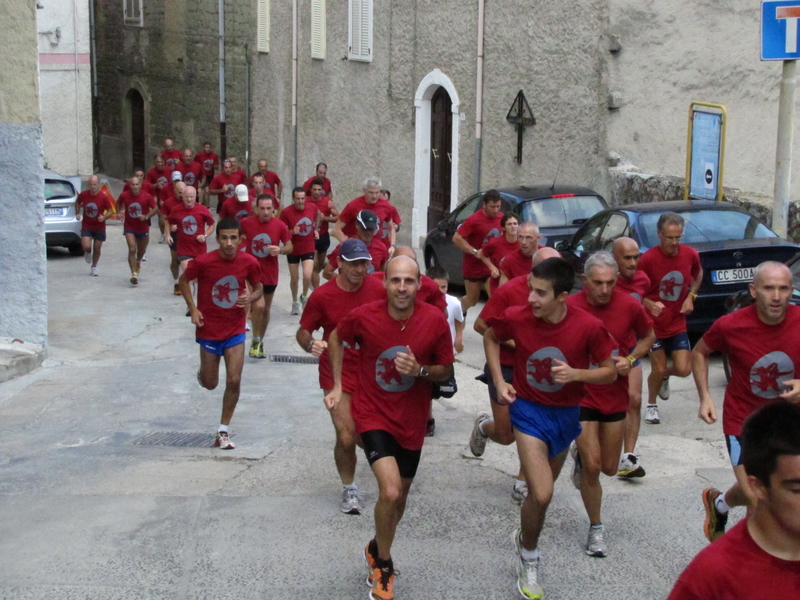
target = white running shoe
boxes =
[469,412,490,457]
[84,252,91,264]
[585,524,607,557]
[569,442,582,490]
[511,483,528,505]
[617,453,646,478]
[291,301,301,315]
[659,376,670,400]
[341,487,362,515]
[512,528,543,599]
[91,267,99,277]
[645,404,661,424]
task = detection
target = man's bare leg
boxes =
[461,279,482,314]
[371,457,413,561]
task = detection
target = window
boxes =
[124,0,142,27]
[311,0,326,59]
[571,215,608,254]
[257,0,270,53]
[452,194,483,227]
[348,0,372,62]
[637,209,776,248]
[598,213,629,249]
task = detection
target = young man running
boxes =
[566,251,654,557]
[308,177,338,289]
[483,257,616,599]
[280,186,320,314]
[692,260,800,542]
[179,218,263,449]
[296,239,386,514]
[325,255,455,600]
[117,176,158,285]
[77,174,113,276]
[165,185,216,283]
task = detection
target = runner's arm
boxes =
[296,326,327,357]
[691,337,717,424]
[484,327,516,404]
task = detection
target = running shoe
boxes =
[570,442,582,490]
[173,283,181,296]
[84,251,92,264]
[130,273,138,285]
[585,524,607,557]
[91,267,99,277]
[644,404,661,424]
[469,411,490,457]
[159,234,166,244]
[659,376,670,400]
[214,431,235,450]
[702,487,728,542]
[364,539,379,585]
[369,563,396,600]
[512,528,543,600]
[291,301,301,315]
[426,418,435,437]
[300,294,308,310]
[617,453,646,478]
[249,340,265,359]
[341,487,362,515]
[245,323,251,331]
[511,483,528,505]
[141,254,147,262]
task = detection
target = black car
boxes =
[556,200,800,332]
[423,185,607,285]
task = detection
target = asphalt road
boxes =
[0,218,737,600]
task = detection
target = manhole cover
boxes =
[269,354,318,365]
[132,431,226,448]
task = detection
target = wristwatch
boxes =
[418,366,429,378]
[471,248,478,256]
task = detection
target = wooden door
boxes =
[428,86,452,231]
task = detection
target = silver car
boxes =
[44,169,83,255]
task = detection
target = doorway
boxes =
[428,86,453,232]
[128,89,145,170]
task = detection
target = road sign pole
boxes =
[773,59,797,237]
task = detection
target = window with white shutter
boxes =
[257,0,270,53]
[124,0,143,27]
[348,0,372,63]
[311,0,326,60]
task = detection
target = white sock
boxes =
[514,479,526,490]
[520,545,539,561]
[647,403,657,407]
[174,278,179,284]
[478,420,489,436]
[715,494,730,514]
[343,483,357,491]
[218,424,229,433]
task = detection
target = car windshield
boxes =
[638,209,776,247]
[45,179,76,201]
[519,196,605,228]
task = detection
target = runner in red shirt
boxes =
[566,251,655,558]
[638,212,703,426]
[612,237,652,478]
[219,185,254,221]
[483,257,616,600]
[250,158,282,199]
[296,239,386,516]
[123,168,156,197]
[227,156,248,186]
[117,176,158,286]
[498,222,543,285]
[176,148,202,188]
[280,187,320,315]
[324,255,455,599]
[146,154,174,241]
[332,177,398,252]
[477,214,519,295]
[369,246,448,313]
[377,189,402,253]
[194,141,219,206]
[160,138,182,169]
[165,185,216,279]
[322,210,387,280]
[692,261,800,543]
[77,175,113,276]
[179,217,263,450]
[208,160,240,214]
[249,172,279,212]
[160,181,186,295]
[667,400,800,600]
[452,189,504,314]
[308,178,338,288]
[302,162,333,200]
[240,195,293,359]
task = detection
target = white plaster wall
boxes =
[37,0,93,176]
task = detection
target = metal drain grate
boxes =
[132,431,227,448]
[269,354,319,365]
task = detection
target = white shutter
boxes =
[348,0,372,62]
[311,0,326,59]
[257,0,270,53]
[124,0,142,27]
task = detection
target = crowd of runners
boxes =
[73,149,800,599]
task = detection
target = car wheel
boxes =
[69,242,84,256]
[425,247,439,270]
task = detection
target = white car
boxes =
[44,169,83,255]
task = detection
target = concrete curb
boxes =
[0,337,46,383]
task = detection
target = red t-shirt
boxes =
[146,166,174,201]
[280,203,319,256]
[488,305,615,407]
[239,215,291,286]
[702,303,800,436]
[310,196,335,235]
[183,250,261,341]
[479,275,530,365]
[118,190,156,234]
[667,520,800,600]
[300,276,386,392]
[370,272,448,313]
[176,161,202,187]
[456,209,504,278]
[328,237,388,273]
[252,170,281,193]
[615,270,651,301]
[77,191,112,231]
[482,235,519,293]
[194,151,219,178]
[209,173,239,202]
[378,204,402,250]
[499,247,542,281]
[160,149,182,169]
[219,197,254,221]
[336,299,455,450]
[638,245,701,338]
[167,204,215,257]
[302,176,332,197]
[160,195,182,219]
[567,289,653,414]
[339,197,398,241]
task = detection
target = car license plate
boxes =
[711,267,754,284]
[45,207,65,216]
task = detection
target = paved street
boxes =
[1,218,737,600]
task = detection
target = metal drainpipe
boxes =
[73,0,80,174]
[219,0,227,159]
[291,0,298,186]
[474,0,485,193]
[245,43,251,173]
[88,0,99,171]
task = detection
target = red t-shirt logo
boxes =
[750,351,794,398]
[224,184,235,198]
[375,346,415,392]
[85,202,98,218]
[251,233,272,257]
[184,172,196,186]
[526,347,566,392]
[296,217,313,236]
[659,270,684,302]
[182,215,198,235]
[483,227,501,245]
[212,275,239,309]
[128,202,142,218]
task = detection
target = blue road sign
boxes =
[762,0,800,60]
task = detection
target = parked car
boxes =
[556,200,800,332]
[44,169,82,255]
[423,185,608,285]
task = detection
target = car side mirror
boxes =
[437,220,449,232]
[554,240,568,252]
